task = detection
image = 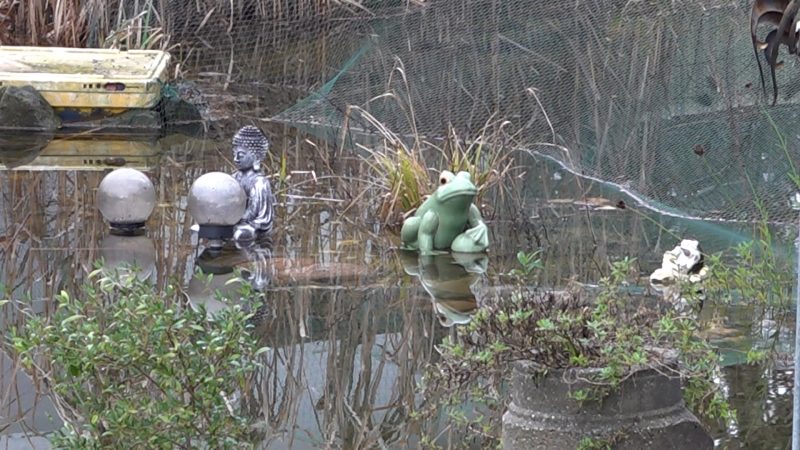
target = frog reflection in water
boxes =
[231,126,275,241]
[400,170,489,255]
[400,251,487,327]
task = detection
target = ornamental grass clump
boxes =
[8,266,266,449]
[344,58,518,226]
[416,256,732,446]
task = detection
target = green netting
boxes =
[261,0,800,224]
[7,0,797,224]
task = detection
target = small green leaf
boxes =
[61,314,85,325]
[536,318,555,331]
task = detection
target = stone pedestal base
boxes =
[502,360,713,450]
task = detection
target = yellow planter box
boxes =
[0,46,170,110]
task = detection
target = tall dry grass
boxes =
[340,59,521,226]
[0,0,364,47]
[1,0,85,46]
[0,0,375,89]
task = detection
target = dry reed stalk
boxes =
[1,0,370,84]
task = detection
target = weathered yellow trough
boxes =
[0,46,170,113]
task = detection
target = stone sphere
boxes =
[97,168,156,226]
[188,172,246,226]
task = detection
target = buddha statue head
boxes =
[232,125,269,172]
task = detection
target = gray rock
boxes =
[162,98,204,134]
[158,82,207,135]
[0,131,53,168]
[96,109,162,130]
[0,86,60,131]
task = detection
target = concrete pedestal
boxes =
[502,360,713,450]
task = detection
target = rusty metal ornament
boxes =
[750,0,800,105]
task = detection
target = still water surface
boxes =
[0,129,793,449]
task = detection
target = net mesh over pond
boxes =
[166,0,800,225]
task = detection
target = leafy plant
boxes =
[704,227,793,312]
[8,265,265,449]
[509,249,543,279]
[698,222,795,368]
[577,436,615,450]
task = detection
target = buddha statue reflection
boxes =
[231,126,275,241]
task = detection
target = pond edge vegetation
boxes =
[7,265,267,448]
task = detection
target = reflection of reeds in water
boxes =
[0,131,422,446]
[0,138,210,304]
[0,347,63,440]
[0,170,102,304]
[246,283,439,449]
[710,363,793,448]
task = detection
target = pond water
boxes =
[0,127,795,449]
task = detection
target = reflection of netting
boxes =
[263,0,800,224]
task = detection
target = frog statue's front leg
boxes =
[417,210,443,255]
[451,204,489,253]
[401,211,444,255]
[400,216,421,250]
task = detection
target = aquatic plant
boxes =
[694,113,799,363]
[414,256,733,447]
[699,222,795,367]
[352,122,428,225]
[706,232,793,310]
[433,120,519,216]
[7,265,265,449]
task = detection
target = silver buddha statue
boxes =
[231,126,275,241]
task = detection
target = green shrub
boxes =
[8,266,265,449]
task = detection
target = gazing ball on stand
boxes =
[97,168,156,235]
[188,171,247,249]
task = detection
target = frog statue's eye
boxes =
[439,171,455,185]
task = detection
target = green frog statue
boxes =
[400,170,489,254]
